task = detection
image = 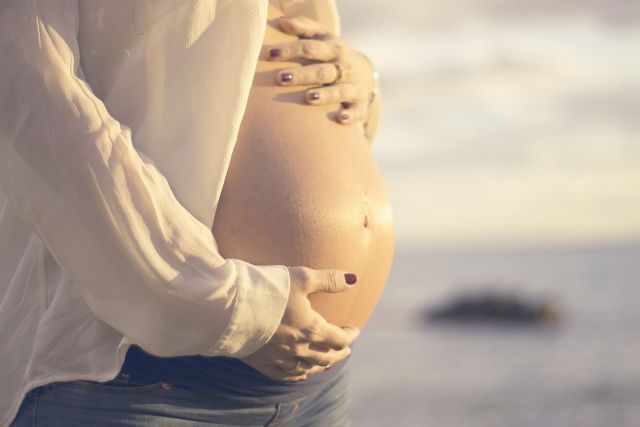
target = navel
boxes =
[361,197,370,229]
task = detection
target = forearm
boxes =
[0,0,289,358]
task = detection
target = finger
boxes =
[299,346,352,367]
[276,15,332,39]
[277,362,307,377]
[305,83,369,105]
[276,367,309,382]
[307,327,359,352]
[250,363,307,382]
[276,353,344,379]
[337,103,369,125]
[271,343,340,370]
[267,39,342,62]
[274,357,315,377]
[305,363,333,376]
[306,317,353,350]
[316,322,361,351]
[276,63,340,86]
[281,374,308,382]
[297,267,357,294]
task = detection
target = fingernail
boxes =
[339,112,350,122]
[344,273,357,285]
[280,72,293,83]
[308,91,320,101]
[341,101,353,109]
[269,48,280,59]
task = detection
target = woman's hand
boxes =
[242,266,360,382]
[266,16,379,138]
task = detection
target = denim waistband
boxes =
[119,345,348,405]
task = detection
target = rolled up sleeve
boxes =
[0,0,289,358]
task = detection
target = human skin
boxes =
[212,5,395,379]
[267,15,382,141]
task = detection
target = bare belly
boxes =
[211,7,395,328]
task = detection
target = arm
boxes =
[0,0,290,358]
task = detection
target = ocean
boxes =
[349,243,640,426]
[334,1,640,425]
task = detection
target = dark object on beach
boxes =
[426,290,560,326]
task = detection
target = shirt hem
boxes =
[1,340,132,427]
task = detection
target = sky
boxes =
[337,0,640,249]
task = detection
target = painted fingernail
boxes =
[341,101,353,109]
[280,72,293,83]
[308,91,320,101]
[344,273,357,285]
[269,48,280,58]
[339,112,351,122]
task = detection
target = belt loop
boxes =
[121,373,131,386]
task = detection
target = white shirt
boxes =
[0,0,340,425]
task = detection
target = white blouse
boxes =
[0,0,339,425]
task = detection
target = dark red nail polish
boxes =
[280,72,293,83]
[309,92,320,101]
[269,48,280,58]
[344,273,357,285]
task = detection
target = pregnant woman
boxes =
[113,6,396,424]
[227,5,395,358]
[1,1,394,426]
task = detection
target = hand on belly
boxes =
[212,7,395,383]
[242,266,361,382]
[211,8,395,331]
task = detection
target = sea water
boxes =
[350,244,640,426]
[336,1,640,424]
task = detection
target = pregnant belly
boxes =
[211,12,395,328]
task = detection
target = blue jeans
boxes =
[11,365,351,426]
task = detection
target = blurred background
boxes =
[336,1,640,426]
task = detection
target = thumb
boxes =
[302,268,358,294]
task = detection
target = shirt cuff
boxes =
[203,259,290,358]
